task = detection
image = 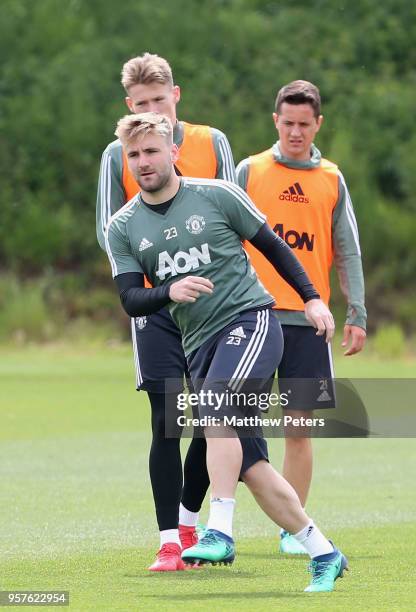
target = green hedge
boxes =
[1,0,415,329]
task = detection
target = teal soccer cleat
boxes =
[181,528,235,566]
[279,530,307,555]
[304,547,349,592]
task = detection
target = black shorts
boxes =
[240,437,269,476]
[187,308,282,475]
[131,307,187,393]
[187,308,283,419]
[278,324,335,411]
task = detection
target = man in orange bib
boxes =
[237,80,367,554]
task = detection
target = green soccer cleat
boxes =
[304,548,349,593]
[181,528,235,566]
[279,530,308,555]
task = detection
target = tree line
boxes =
[1,0,415,332]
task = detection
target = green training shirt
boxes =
[106,178,274,355]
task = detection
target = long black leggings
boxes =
[148,392,210,531]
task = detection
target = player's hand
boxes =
[304,299,335,343]
[169,276,214,303]
[342,324,366,356]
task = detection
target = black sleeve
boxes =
[249,224,320,303]
[115,272,171,316]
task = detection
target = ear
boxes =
[171,143,179,163]
[315,114,324,134]
[173,85,181,104]
[125,97,134,112]
[272,112,279,130]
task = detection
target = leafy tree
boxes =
[1,0,415,329]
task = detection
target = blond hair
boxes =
[121,52,173,91]
[115,112,173,146]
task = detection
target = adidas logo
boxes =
[279,182,309,203]
[317,389,332,402]
[229,326,246,339]
[139,237,153,251]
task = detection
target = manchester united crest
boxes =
[136,316,147,330]
[185,215,205,235]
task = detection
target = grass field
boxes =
[1,344,416,611]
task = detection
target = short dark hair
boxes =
[275,80,321,117]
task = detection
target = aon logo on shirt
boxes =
[273,223,315,251]
[156,243,212,280]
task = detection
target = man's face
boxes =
[125,132,179,194]
[126,82,180,125]
[273,102,323,161]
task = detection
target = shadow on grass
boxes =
[343,554,381,560]
[141,591,304,601]
[238,552,307,560]
[125,569,253,581]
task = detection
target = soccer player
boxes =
[96,53,235,571]
[105,112,348,592]
[237,80,367,554]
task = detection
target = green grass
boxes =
[1,345,416,611]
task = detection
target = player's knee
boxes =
[284,436,311,453]
[149,392,182,438]
[241,460,267,493]
[151,410,166,437]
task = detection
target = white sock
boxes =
[293,521,334,558]
[179,503,199,527]
[206,497,235,538]
[160,529,181,547]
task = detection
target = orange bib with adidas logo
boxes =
[245,148,339,310]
